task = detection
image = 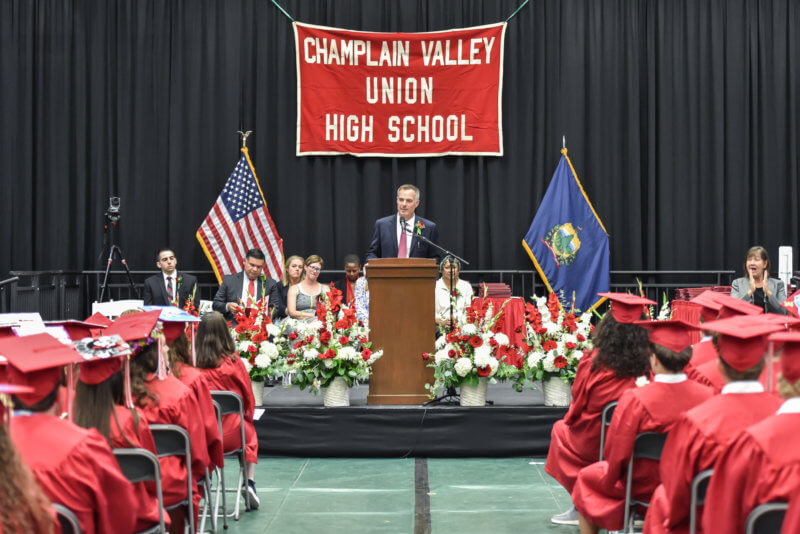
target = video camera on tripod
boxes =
[98,196,138,301]
[105,196,121,223]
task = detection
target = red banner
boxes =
[294,22,506,157]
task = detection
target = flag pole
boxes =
[562,135,566,150]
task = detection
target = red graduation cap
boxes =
[73,336,132,386]
[713,293,764,319]
[85,312,113,327]
[598,292,657,323]
[634,319,700,352]
[689,290,724,322]
[44,320,108,342]
[767,331,800,384]
[103,310,162,345]
[0,333,83,405]
[700,316,784,372]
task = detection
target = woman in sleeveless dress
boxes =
[287,255,330,322]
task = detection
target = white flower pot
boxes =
[251,380,265,407]
[542,377,572,407]
[323,376,350,407]
[459,377,488,406]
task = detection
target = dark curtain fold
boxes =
[2,0,799,279]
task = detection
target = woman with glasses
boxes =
[287,254,330,321]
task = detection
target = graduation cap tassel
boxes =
[124,357,135,410]
[156,336,167,380]
[66,365,74,422]
[191,323,197,367]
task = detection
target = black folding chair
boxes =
[688,468,713,534]
[209,390,250,525]
[113,447,167,534]
[52,503,82,534]
[599,401,618,461]
[623,432,668,533]
[149,424,195,534]
[744,502,788,534]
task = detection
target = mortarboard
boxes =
[634,319,700,353]
[700,316,784,371]
[73,335,132,386]
[597,292,657,323]
[713,293,764,319]
[689,290,724,322]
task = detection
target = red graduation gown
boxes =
[695,358,782,395]
[139,373,211,511]
[200,356,259,463]
[642,390,782,534]
[10,414,138,534]
[702,410,800,534]
[109,406,172,532]
[173,362,225,469]
[689,339,716,366]
[571,379,713,531]
[782,484,800,534]
[545,350,638,493]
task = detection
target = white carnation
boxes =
[545,321,561,335]
[434,349,451,365]
[461,323,478,336]
[542,353,558,373]
[241,358,253,373]
[561,333,577,346]
[473,345,493,367]
[337,346,357,361]
[266,324,281,337]
[454,357,473,377]
[481,332,493,344]
[254,353,271,369]
[635,376,650,388]
[527,352,545,368]
[303,348,319,360]
[493,332,509,346]
[573,350,584,360]
[259,342,279,359]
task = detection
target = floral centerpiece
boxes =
[284,286,382,406]
[523,293,593,406]
[423,298,526,405]
[231,297,285,381]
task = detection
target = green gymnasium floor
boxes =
[220,457,579,534]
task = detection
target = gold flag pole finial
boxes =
[237,130,253,149]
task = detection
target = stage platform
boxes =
[254,382,566,458]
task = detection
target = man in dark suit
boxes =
[365,184,440,262]
[142,248,199,308]
[212,248,282,323]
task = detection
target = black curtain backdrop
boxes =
[2,0,800,280]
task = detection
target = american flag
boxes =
[196,149,283,282]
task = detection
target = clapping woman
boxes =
[730,245,788,314]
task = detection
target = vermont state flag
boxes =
[522,149,609,312]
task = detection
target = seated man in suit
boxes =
[212,248,281,323]
[142,248,199,308]
[365,184,440,262]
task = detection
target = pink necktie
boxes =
[398,221,408,258]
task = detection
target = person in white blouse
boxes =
[435,257,473,329]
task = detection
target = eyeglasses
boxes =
[307,266,321,272]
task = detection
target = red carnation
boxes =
[339,336,350,345]
[335,319,350,330]
[469,335,483,348]
[235,324,247,334]
[249,325,259,332]
[319,331,332,344]
[448,349,457,358]
[577,333,586,342]
[477,366,492,377]
[305,335,314,343]
[565,342,577,350]
[288,332,298,341]
[247,344,258,354]
[293,340,305,350]
[554,355,568,369]
[543,340,558,352]
[421,352,430,361]
[362,348,372,361]
[325,349,336,359]
[489,338,498,348]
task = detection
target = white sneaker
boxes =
[550,505,579,526]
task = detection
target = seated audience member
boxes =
[73,338,171,532]
[0,383,57,534]
[0,334,138,534]
[547,292,655,526]
[194,312,260,509]
[730,245,789,315]
[435,256,474,329]
[212,248,282,324]
[277,255,305,318]
[702,330,800,534]
[354,273,370,326]
[572,320,713,534]
[643,317,785,534]
[164,321,223,470]
[105,310,212,529]
[332,254,361,307]
[287,255,330,321]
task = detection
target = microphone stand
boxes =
[401,221,471,406]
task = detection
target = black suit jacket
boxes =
[142,272,199,308]
[212,271,281,323]
[365,215,440,262]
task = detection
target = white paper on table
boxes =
[253,408,266,420]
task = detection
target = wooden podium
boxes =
[366,258,438,405]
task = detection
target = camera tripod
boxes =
[98,198,138,302]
